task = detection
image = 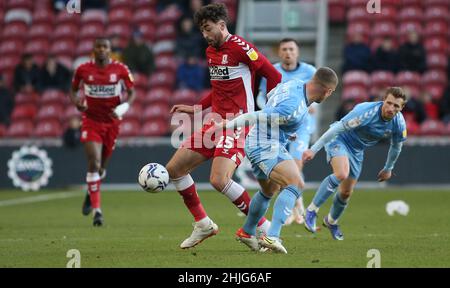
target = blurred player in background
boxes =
[256,38,317,225]
[70,37,135,226]
[166,3,281,249]
[303,87,407,240]
[222,68,338,253]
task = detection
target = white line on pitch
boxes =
[0,191,83,207]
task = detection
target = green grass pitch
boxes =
[0,188,449,267]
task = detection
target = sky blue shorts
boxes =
[325,138,364,180]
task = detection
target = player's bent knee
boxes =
[209,174,229,192]
[334,172,349,182]
[340,190,352,200]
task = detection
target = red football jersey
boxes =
[205,34,278,118]
[72,59,134,122]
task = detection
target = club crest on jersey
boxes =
[221,54,228,64]
[109,73,117,82]
[88,75,94,81]
[246,48,258,61]
[209,66,230,80]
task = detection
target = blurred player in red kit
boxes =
[166,3,282,249]
[70,37,135,226]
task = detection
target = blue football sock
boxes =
[329,192,348,223]
[268,185,302,238]
[243,191,271,236]
[311,174,341,209]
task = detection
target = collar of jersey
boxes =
[303,84,310,107]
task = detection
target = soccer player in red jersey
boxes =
[70,37,135,226]
[166,3,282,249]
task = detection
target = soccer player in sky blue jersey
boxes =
[256,38,317,225]
[302,87,408,240]
[216,67,338,253]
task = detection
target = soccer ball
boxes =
[138,163,169,193]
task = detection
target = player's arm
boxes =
[69,68,87,112]
[113,66,136,119]
[377,141,403,182]
[256,78,268,109]
[302,122,346,163]
[256,57,281,94]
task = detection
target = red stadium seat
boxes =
[79,23,105,41]
[119,119,141,137]
[123,103,143,122]
[33,120,63,137]
[172,89,197,105]
[342,71,371,88]
[6,120,34,137]
[14,92,38,106]
[396,71,422,87]
[426,53,448,71]
[36,104,64,121]
[341,86,369,102]
[144,88,171,105]
[370,37,398,51]
[155,56,178,73]
[155,23,177,41]
[346,21,371,42]
[0,124,6,137]
[424,7,450,22]
[56,56,73,70]
[133,73,149,90]
[422,70,448,85]
[424,37,449,54]
[7,0,33,10]
[406,119,420,136]
[371,21,397,39]
[347,7,369,23]
[134,0,157,10]
[149,71,176,89]
[0,56,20,74]
[370,71,396,89]
[133,8,157,26]
[157,5,182,24]
[0,39,24,56]
[347,0,370,8]
[27,23,52,39]
[105,23,131,41]
[53,23,79,40]
[136,23,156,43]
[400,0,422,7]
[24,39,50,56]
[372,6,398,22]
[41,89,67,106]
[427,0,450,7]
[328,0,346,23]
[401,85,421,99]
[424,21,449,38]
[76,39,94,57]
[142,103,170,120]
[80,9,107,25]
[1,22,28,40]
[108,8,133,24]
[424,84,446,101]
[398,6,423,22]
[11,104,37,121]
[63,106,81,122]
[32,9,54,25]
[109,0,133,9]
[419,119,445,136]
[141,119,169,136]
[50,40,77,58]
[56,10,81,25]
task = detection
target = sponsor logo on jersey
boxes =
[246,48,259,61]
[209,65,230,80]
[85,84,119,97]
[109,73,117,82]
[402,129,407,138]
[221,54,228,64]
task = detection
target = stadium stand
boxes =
[0,0,237,139]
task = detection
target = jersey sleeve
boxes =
[71,66,83,90]
[339,103,377,131]
[392,115,407,143]
[120,64,134,89]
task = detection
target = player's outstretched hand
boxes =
[302,149,315,163]
[170,104,195,114]
[377,169,392,182]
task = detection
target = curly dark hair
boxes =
[193,3,229,27]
